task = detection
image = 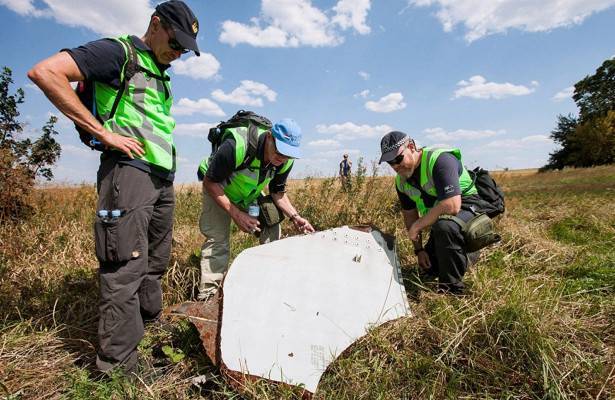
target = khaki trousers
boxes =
[198,190,280,295]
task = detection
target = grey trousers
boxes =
[95,158,174,372]
[198,190,280,296]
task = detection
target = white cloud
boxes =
[454,75,535,100]
[332,0,371,34]
[485,135,553,149]
[316,149,361,158]
[174,122,217,138]
[365,92,407,112]
[354,89,370,99]
[358,71,370,80]
[219,0,371,48]
[211,80,277,107]
[424,127,504,141]
[316,122,392,140]
[25,83,42,93]
[173,98,225,117]
[307,139,342,148]
[552,86,575,102]
[410,0,615,42]
[0,0,152,37]
[59,144,100,160]
[172,54,221,80]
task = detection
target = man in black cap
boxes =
[28,0,200,374]
[379,131,485,293]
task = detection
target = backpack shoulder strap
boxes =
[108,37,140,120]
[235,123,260,171]
[438,214,467,232]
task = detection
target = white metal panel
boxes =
[220,226,410,393]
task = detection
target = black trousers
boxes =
[424,209,475,292]
[95,158,174,372]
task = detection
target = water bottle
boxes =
[248,202,259,217]
[98,209,109,219]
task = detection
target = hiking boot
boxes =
[437,282,466,295]
[467,250,481,267]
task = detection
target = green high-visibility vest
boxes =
[198,126,294,209]
[94,35,176,172]
[395,147,477,217]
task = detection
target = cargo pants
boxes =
[94,157,174,372]
[198,190,280,298]
[424,209,475,293]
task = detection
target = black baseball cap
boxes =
[378,131,410,164]
[155,0,200,56]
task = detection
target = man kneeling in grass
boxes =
[379,131,491,294]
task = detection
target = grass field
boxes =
[1,164,614,399]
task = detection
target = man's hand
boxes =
[98,130,145,159]
[416,250,431,270]
[408,221,422,242]
[292,215,315,234]
[230,208,261,234]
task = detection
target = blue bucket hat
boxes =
[271,118,302,159]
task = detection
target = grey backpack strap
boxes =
[236,123,260,171]
[438,214,467,233]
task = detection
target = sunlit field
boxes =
[1,164,614,399]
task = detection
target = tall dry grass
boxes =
[0,163,614,399]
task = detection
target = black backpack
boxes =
[208,110,272,171]
[74,37,140,151]
[465,167,506,218]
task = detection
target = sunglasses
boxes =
[387,151,405,166]
[168,37,189,54]
[161,19,189,54]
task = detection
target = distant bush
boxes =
[0,66,61,221]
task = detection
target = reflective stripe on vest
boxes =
[199,126,294,209]
[94,36,175,171]
[395,147,477,216]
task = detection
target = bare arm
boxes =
[408,195,461,240]
[27,52,143,158]
[403,208,433,270]
[203,177,260,233]
[271,192,315,233]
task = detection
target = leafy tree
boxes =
[543,57,615,170]
[0,66,61,220]
[541,114,578,171]
[573,58,615,122]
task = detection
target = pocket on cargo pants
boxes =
[94,206,153,263]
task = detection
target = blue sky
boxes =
[1,0,614,184]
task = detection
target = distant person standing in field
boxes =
[379,131,498,294]
[196,117,315,301]
[339,153,352,190]
[28,1,201,374]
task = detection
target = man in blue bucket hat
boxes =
[196,114,315,300]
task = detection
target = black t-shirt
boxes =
[397,152,463,211]
[64,36,175,182]
[206,134,292,194]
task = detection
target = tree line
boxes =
[543,57,615,170]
